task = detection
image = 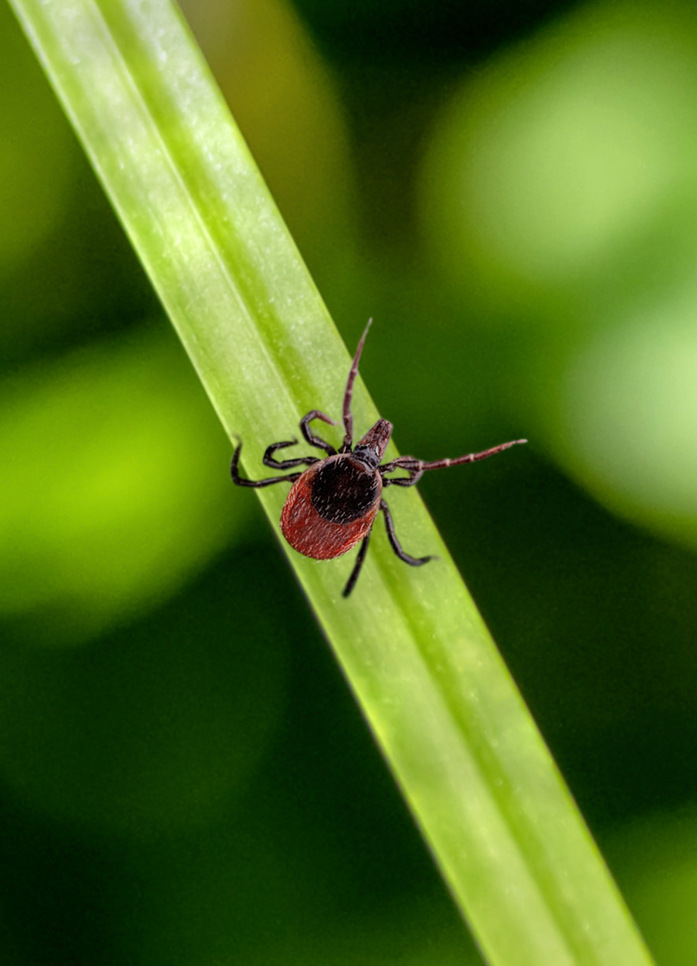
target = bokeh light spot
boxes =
[421,1,697,309]
[0,328,243,644]
[551,292,697,549]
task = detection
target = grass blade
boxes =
[9,0,655,962]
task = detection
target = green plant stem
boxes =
[9,0,655,963]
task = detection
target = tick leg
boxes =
[380,459,424,488]
[342,528,372,598]
[380,439,527,481]
[380,499,434,566]
[231,439,301,487]
[340,319,372,453]
[263,440,319,470]
[401,439,528,475]
[300,410,337,456]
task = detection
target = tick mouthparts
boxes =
[356,418,393,460]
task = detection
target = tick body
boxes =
[231,322,526,597]
[281,453,382,558]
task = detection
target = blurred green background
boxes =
[3,0,697,962]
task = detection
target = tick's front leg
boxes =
[263,440,320,470]
[231,439,302,487]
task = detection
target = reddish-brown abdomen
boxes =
[280,457,382,559]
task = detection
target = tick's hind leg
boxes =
[342,528,372,598]
[380,499,434,567]
[263,440,319,470]
[231,439,302,488]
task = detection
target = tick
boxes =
[231,321,526,597]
